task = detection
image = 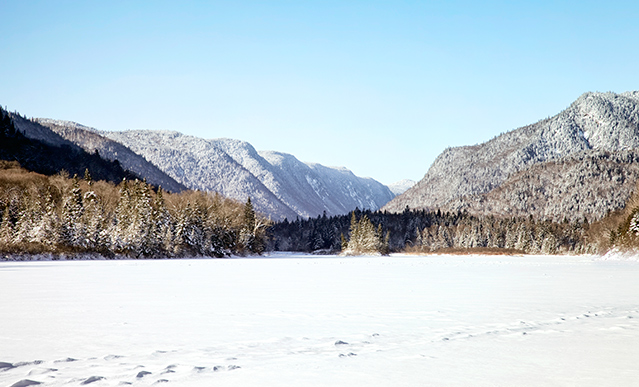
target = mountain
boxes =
[102,130,395,220]
[444,149,639,221]
[35,119,187,193]
[383,91,639,221]
[387,179,416,195]
[99,130,298,220]
[4,112,138,184]
[214,138,394,218]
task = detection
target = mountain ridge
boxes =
[102,130,394,220]
[383,91,639,221]
[35,119,187,193]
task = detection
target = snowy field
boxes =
[2,253,639,386]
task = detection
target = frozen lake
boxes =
[1,253,639,386]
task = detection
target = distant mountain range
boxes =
[387,179,416,195]
[383,91,639,221]
[28,121,395,220]
[102,130,395,220]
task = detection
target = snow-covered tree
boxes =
[153,187,173,255]
[83,190,108,251]
[342,214,388,255]
[60,176,84,247]
[629,211,639,236]
[111,179,134,253]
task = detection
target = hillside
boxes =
[384,91,639,221]
[214,138,394,218]
[2,110,137,184]
[35,119,187,193]
[103,130,394,220]
[444,150,639,222]
[103,130,298,221]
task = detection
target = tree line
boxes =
[268,207,594,255]
[0,162,268,258]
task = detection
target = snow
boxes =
[598,248,639,262]
[2,254,639,386]
[387,179,416,195]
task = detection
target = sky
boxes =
[1,1,639,185]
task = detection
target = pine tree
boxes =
[342,213,387,255]
[132,180,155,257]
[13,191,39,244]
[240,197,257,254]
[84,169,93,185]
[112,179,133,253]
[153,187,173,256]
[185,200,205,254]
[60,176,84,248]
[83,190,107,251]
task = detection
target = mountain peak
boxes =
[388,179,416,195]
[383,90,639,221]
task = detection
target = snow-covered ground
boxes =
[2,253,639,386]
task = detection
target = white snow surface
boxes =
[2,254,639,386]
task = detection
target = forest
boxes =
[267,207,593,255]
[0,161,268,258]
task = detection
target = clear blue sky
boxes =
[2,1,638,185]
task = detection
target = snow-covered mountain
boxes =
[212,138,394,218]
[34,119,187,193]
[383,91,639,221]
[387,179,416,195]
[103,130,395,220]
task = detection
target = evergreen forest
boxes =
[0,162,268,258]
[268,207,593,255]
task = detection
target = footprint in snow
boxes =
[0,362,15,370]
[27,368,58,376]
[54,357,78,363]
[10,380,42,387]
[81,376,105,385]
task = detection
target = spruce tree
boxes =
[60,176,84,248]
[83,190,107,251]
[153,187,173,256]
[342,213,387,255]
[84,168,93,186]
[241,197,257,253]
[112,179,133,253]
[132,180,155,257]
